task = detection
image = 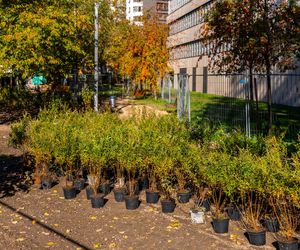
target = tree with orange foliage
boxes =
[105,14,170,96]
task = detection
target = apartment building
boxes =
[126,0,169,25]
[167,0,300,106]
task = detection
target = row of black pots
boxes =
[113,188,176,212]
[211,217,298,249]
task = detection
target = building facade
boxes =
[167,0,300,107]
[126,0,169,25]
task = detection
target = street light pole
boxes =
[94,2,99,112]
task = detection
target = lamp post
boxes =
[94,2,99,112]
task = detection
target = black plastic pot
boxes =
[264,218,279,233]
[212,218,229,234]
[278,239,299,250]
[63,186,76,199]
[124,195,140,210]
[86,186,95,200]
[203,199,210,212]
[99,183,111,195]
[74,178,85,191]
[138,178,149,191]
[113,188,126,202]
[177,191,190,203]
[247,230,266,246]
[161,199,176,213]
[41,177,52,190]
[91,194,105,208]
[227,207,241,221]
[146,190,160,204]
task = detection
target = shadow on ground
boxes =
[0,154,32,198]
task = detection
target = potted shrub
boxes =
[228,147,267,245]
[190,187,209,224]
[204,151,232,234]
[119,119,142,210]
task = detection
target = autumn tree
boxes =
[203,0,300,134]
[0,0,114,83]
[105,14,170,96]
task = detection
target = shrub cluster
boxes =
[10,106,300,241]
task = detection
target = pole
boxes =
[94,2,99,112]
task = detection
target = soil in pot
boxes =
[91,194,106,208]
[212,218,229,233]
[277,239,299,250]
[63,186,76,199]
[41,177,52,190]
[113,188,127,202]
[177,190,190,203]
[86,186,95,200]
[264,218,279,233]
[146,190,160,204]
[161,199,176,213]
[124,195,140,210]
[99,183,111,195]
[247,230,266,246]
[227,206,241,221]
[74,178,85,191]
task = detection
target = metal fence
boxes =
[159,73,300,140]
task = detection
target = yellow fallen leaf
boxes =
[53,190,57,193]
[44,212,49,216]
[66,229,71,233]
[53,224,59,227]
[93,242,101,249]
[109,243,116,249]
[12,221,18,224]
[47,242,55,246]
[0,210,2,213]
[16,237,25,242]
[96,229,102,232]
[123,235,128,239]
[119,231,125,234]
[167,240,172,243]
[32,220,36,225]
[90,216,97,220]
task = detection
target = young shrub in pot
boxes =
[204,151,232,234]
[119,118,142,210]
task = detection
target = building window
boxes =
[169,2,212,35]
[156,2,168,11]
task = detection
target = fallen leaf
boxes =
[113,217,118,220]
[166,220,181,230]
[53,190,57,193]
[0,210,2,214]
[47,242,55,246]
[96,229,102,233]
[167,240,172,243]
[93,242,101,249]
[12,221,18,224]
[119,231,125,234]
[42,232,50,236]
[90,216,97,220]
[32,220,36,225]
[16,237,25,242]
[109,242,116,249]
[123,235,128,239]
[44,212,49,216]
[66,229,71,233]
[53,224,59,227]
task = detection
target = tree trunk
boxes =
[254,77,260,132]
[266,61,272,135]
